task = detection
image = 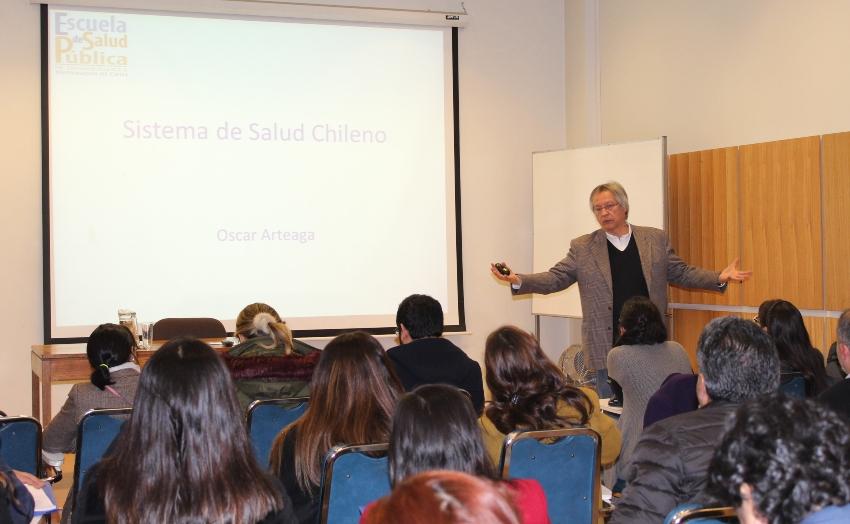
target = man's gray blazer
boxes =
[514,225,722,369]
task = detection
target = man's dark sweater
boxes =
[387,337,485,414]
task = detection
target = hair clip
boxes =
[99,363,109,370]
[510,393,520,406]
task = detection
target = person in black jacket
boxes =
[611,317,780,524]
[387,294,484,414]
[819,309,850,421]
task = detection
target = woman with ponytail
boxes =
[42,323,138,520]
[606,296,692,482]
[479,326,621,468]
[224,303,320,409]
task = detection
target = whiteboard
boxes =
[531,138,667,317]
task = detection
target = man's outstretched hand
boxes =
[719,258,752,284]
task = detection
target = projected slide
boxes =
[46,6,461,339]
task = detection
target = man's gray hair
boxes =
[837,309,850,346]
[589,181,629,215]
[696,316,779,403]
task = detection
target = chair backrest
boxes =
[499,427,600,524]
[318,443,390,524]
[246,397,309,466]
[152,317,226,340]
[779,374,806,398]
[0,416,42,475]
[73,408,132,493]
[665,503,738,524]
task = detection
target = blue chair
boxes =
[246,397,309,466]
[318,443,390,524]
[665,503,738,523]
[0,416,41,475]
[779,374,806,398]
[499,427,600,524]
[72,408,131,494]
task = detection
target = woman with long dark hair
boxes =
[361,384,548,524]
[224,302,320,409]
[606,296,692,479]
[73,338,294,524]
[43,324,139,475]
[758,299,829,396]
[479,326,621,467]
[270,332,402,524]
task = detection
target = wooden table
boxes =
[31,341,227,424]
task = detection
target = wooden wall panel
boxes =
[740,136,823,309]
[804,317,828,361]
[668,148,740,305]
[825,317,839,360]
[823,132,850,310]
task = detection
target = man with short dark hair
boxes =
[819,308,850,420]
[610,317,780,524]
[387,294,484,413]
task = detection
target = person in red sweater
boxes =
[362,470,522,524]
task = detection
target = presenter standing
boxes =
[491,181,751,397]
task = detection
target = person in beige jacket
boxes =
[478,326,621,467]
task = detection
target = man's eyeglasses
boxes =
[592,202,621,215]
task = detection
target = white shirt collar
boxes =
[109,361,141,373]
[605,223,632,251]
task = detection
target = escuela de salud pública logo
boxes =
[53,11,129,70]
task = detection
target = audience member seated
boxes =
[362,470,522,524]
[0,455,36,524]
[642,372,698,429]
[224,303,320,409]
[361,384,549,524]
[826,341,845,381]
[757,299,829,396]
[42,322,139,509]
[606,297,692,481]
[819,308,850,420]
[479,326,621,467]
[611,317,780,524]
[73,338,295,523]
[387,295,484,413]
[270,332,402,524]
[706,396,850,523]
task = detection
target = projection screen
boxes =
[43,4,463,341]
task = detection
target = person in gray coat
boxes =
[610,317,780,524]
[42,324,140,470]
[492,181,750,396]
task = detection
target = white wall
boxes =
[594,0,850,154]
[0,1,44,417]
[0,0,565,416]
